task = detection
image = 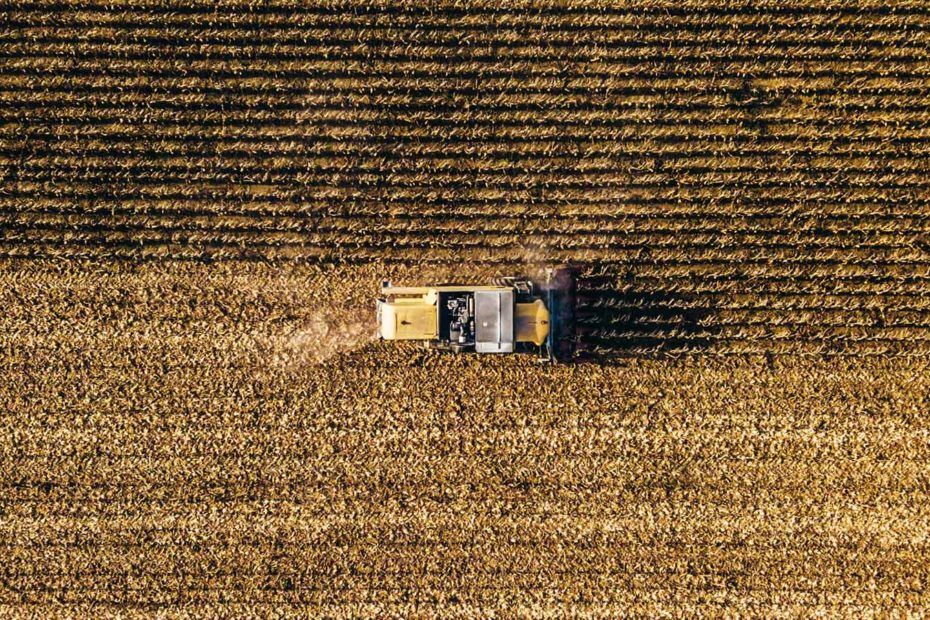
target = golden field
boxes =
[2,1,930,616]
[2,261,929,616]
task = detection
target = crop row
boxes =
[7,200,930,224]
[3,187,927,207]
[4,226,930,253]
[5,158,929,179]
[9,102,930,125]
[10,55,930,78]
[7,121,929,146]
[8,7,930,30]
[3,72,929,93]
[4,239,930,266]
[6,138,930,163]
[7,41,930,63]
[5,213,930,239]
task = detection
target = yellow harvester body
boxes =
[376,267,576,360]
[378,286,550,346]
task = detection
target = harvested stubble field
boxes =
[2,0,930,617]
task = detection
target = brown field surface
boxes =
[3,261,930,617]
[3,0,930,617]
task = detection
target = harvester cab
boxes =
[376,265,577,362]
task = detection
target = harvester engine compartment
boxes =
[439,292,475,351]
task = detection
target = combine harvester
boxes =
[376,266,577,362]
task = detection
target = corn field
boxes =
[2,1,930,616]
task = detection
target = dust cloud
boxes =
[269,309,376,368]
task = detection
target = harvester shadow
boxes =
[572,273,720,360]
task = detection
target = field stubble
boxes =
[2,260,930,616]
